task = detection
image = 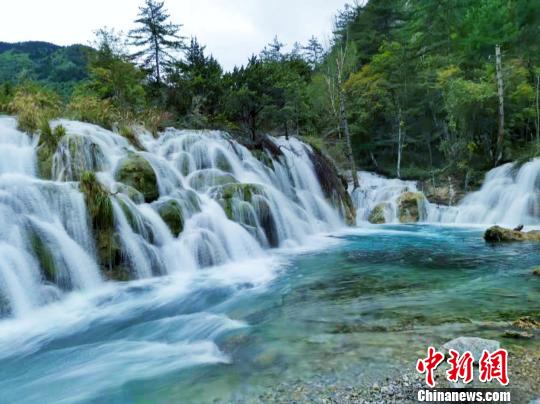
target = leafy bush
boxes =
[67,94,119,129]
[7,82,61,132]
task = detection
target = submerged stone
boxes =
[533,268,540,277]
[114,154,159,203]
[484,226,540,242]
[397,191,425,223]
[116,183,145,204]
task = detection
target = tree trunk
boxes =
[396,105,403,178]
[536,75,540,146]
[495,44,504,165]
[339,92,359,189]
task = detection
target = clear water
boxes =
[1,224,538,403]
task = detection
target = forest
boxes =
[1,0,539,188]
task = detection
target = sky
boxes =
[0,0,348,70]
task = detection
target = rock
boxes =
[442,337,500,361]
[188,169,237,192]
[513,316,540,330]
[53,134,105,181]
[533,268,540,277]
[116,183,145,204]
[502,330,534,339]
[484,226,540,242]
[368,203,388,224]
[304,141,356,225]
[114,153,159,203]
[155,199,184,237]
[397,191,425,223]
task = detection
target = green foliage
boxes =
[0,41,92,98]
[8,82,61,132]
[67,94,118,129]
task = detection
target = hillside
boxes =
[0,41,93,96]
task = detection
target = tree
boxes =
[84,28,146,111]
[260,36,285,62]
[129,0,185,85]
[303,36,324,69]
[324,40,359,188]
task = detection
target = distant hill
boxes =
[0,41,95,97]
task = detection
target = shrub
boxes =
[67,94,119,129]
[8,82,61,132]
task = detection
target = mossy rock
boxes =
[368,203,388,224]
[210,183,264,218]
[305,142,356,225]
[53,134,105,181]
[28,229,57,284]
[116,183,145,204]
[114,154,159,203]
[35,122,66,179]
[533,268,540,277]
[156,199,184,237]
[188,169,238,192]
[484,226,540,242]
[214,149,233,172]
[397,191,425,223]
[252,149,274,168]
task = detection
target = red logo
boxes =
[479,349,509,386]
[446,349,474,384]
[416,346,445,388]
[417,347,509,387]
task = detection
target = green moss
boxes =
[28,230,57,283]
[78,171,128,279]
[397,192,425,223]
[118,124,145,151]
[36,122,66,179]
[368,203,388,224]
[114,154,159,203]
[188,170,238,191]
[156,199,184,237]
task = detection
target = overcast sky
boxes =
[0,0,348,70]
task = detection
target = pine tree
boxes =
[303,36,324,68]
[129,0,185,85]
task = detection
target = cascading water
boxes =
[350,171,422,223]
[0,115,343,318]
[427,158,540,225]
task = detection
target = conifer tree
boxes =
[129,0,184,85]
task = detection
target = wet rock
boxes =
[368,203,388,224]
[303,140,356,226]
[155,199,184,237]
[114,153,159,202]
[502,330,534,339]
[442,337,500,361]
[484,226,540,242]
[53,134,105,181]
[188,169,237,192]
[116,183,145,204]
[397,191,425,223]
[513,316,540,330]
[533,267,540,277]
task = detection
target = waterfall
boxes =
[0,116,343,317]
[350,171,421,223]
[350,158,540,226]
[427,158,540,226]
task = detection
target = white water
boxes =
[350,171,422,223]
[0,116,342,318]
[427,158,540,226]
[351,158,540,226]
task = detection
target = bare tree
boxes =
[495,44,505,165]
[324,40,359,189]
